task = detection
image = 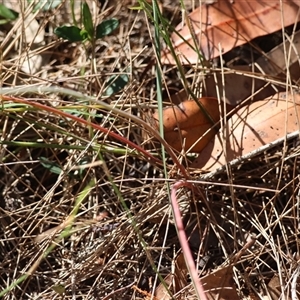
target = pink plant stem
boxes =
[1,95,160,163]
[1,95,190,177]
[171,181,208,300]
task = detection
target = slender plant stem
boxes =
[171,181,208,300]
[70,0,78,27]
[0,87,189,177]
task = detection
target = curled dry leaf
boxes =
[203,65,282,106]
[162,0,300,64]
[203,29,300,106]
[151,97,233,152]
[254,29,300,82]
[191,92,300,172]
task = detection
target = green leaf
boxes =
[28,0,62,12]
[0,4,18,20]
[54,26,83,42]
[39,157,63,175]
[96,18,119,39]
[105,74,129,96]
[82,2,94,39]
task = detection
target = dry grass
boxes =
[0,0,300,299]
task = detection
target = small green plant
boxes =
[54,2,119,42]
[54,1,125,95]
[0,4,18,25]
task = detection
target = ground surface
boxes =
[0,1,300,299]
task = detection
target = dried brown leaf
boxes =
[162,0,300,64]
[203,65,279,106]
[201,265,239,300]
[151,97,233,152]
[203,29,300,106]
[191,92,300,172]
[267,275,286,300]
